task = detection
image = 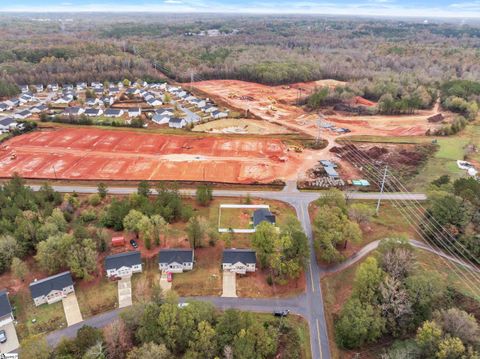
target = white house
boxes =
[29,271,75,306]
[76,82,87,91]
[64,107,85,116]
[104,108,124,118]
[105,251,143,278]
[191,99,207,108]
[168,117,186,129]
[128,108,141,118]
[35,84,44,92]
[84,108,103,117]
[158,249,194,273]
[0,103,8,112]
[48,83,59,92]
[211,110,228,119]
[20,85,29,93]
[152,114,171,125]
[86,98,101,107]
[55,96,73,105]
[101,96,115,106]
[147,98,162,107]
[0,118,17,132]
[155,108,174,117]
[14,110,32,120]
[222,249,256,274]
[204,105,218,113]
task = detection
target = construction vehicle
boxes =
[10,152,16,160]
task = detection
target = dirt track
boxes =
[0,128,304,184]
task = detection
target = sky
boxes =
[0,0,479,18]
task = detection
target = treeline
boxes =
[441,80,480,120]
[24,297,305,359]
[335,238,480,358]
[45,114,146,129]
[0,76,20,98]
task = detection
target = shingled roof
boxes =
[158,249,193,264]
[105,251,142,270]
[222,249,256,265]
[0,289,12,318]
[29,271,73,299]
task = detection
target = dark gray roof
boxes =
[155,108,173,115]
[158,249,193,264]
[169,117,184,124]
[222,249,256,265]
[17,110,31,116]
[104,108,122,115]
[0,103,8,109]
[105,251,141,270]
[84,108,100,115]
[252,208,276,227]
[0,290,12,318]
[0,117,16,126]
[29,271,73,299]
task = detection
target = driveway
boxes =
[159,272,172,292]
[221,271,237,298]
[62,293,83,326]
[0,320,19,354]
[118,277,132,308]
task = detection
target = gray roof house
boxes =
[29,271,74,306]
[84,108,103,117]
[252,208,276,227]
[211,110,228,119]
[64,107,85,116]
[128,108,141,117]
[169,117,186,129]
[222,249,257,274]
[0,290,13,322]
[14,110,32,120]
[105,251,142,278]
[0,117,17,131]
[104,108,124,117]
[158,249,194,273]
[152,113,170,125]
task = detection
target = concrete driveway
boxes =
[0,320,19,354]
[118,277,132,308]
[221,271,237,298]
[159,272,172,292]
[62,293,83,326]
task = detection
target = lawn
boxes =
[12,290,67,340]
[75,278,117,317]
[218,207,255,230]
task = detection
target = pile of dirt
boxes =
[366,146,388,159]
[354,96,376,107]
[427,113,445,123]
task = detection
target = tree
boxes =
[335,297,385,349]
[35,233,74,273]
[97,183,108,199]
[68,238,98,279]
[186,216,207,248]
[123,209,145,238]
[20,337,52,359]
[195,184,213,206]
[434,308,480,346]
[252,221,277,268]
[0,235,18,273]
[83,342,106,359]
[406,273,446,325]
[10,257,28,281]
[127,343,172,359]
[352,257,384,304]
[150,215,167,246]
[313,206,362,263]
[378,238,415,280]
[316,189,347,214]
[380,275,413,336]
[137,216,154,249]
[137,302,163,345]
[348,203,375,225]
[436,337,465,359]
[416,321,443,357]
[104,319,132,359]
[137,180,151,197]
[233,321,278,359]
[185,321,217,359]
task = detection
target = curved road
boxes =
[33,183,428,358]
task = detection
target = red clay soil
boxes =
[0,128,301,184]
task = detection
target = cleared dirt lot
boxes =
[193,118,294,135]
[0,128,303,184]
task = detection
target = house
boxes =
[94,88,105,96]
[0,103,8,112]
[0,290,14,327]
[108,87,120,96]
[29,271,74,306]
[8,99,20,108]
[105,251,142,278]
[191,99,207,109]
[128,108,141,118]
[155,108,174,117]
[76,82,87,91]
[91,81,102,88]
[211,110,228,119]
[168,117,186,129]
[84,108,103,117]
[14,110,32,120]
[35,84,44,92]
[222,249,256,274]
[101,96,115,106]
[147,98,162,107]
[48,83,59,91]
[20,85,29,93]
[86,98,100,106]
[30,104,48,113]
[19,94,33,104]
[176,91,187,98]
[104,108,124,118]
[64,107,85,116]
[204,105,218,113]
[55,96,73,105]
[158,249,194,273]
[152,113,170,125]
[252,208,276,227]
[125,88,140,96]
[63,84,74,91]
[0,118,17,132]
[167,86,180,93]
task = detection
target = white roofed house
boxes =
[158,249,194,273]
[168,117,186,129]
[29,271,75,306]
[128,107,141,118]
[104,108,124,118]
[105,251,142,278]
[211,110,229,119]
[222,249,257,274]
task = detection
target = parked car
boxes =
[273,310,290,317]
[130,239,138,249]
[167,272,173,282]
[0,329,7,343]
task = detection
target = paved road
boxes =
[33,182,428,358]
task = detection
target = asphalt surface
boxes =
[36,182,428,358]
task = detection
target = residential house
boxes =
[0,103,8,112]
[48,83,59,92]
[64,107,85,116]
[84,108,103,117]
[204,105,218,113]
[91,81,102,88]
[63,84,74,91]
[176,91,187,98]
[76,82,87,91]
[167,86,180,93]
[14,110,32,120]
[152,113,171,125]
[104,108,124,118]
[8,99,20,108]
[191,99,207,109]
[252,208,276,227]
[19,94,33,104]
[20,85,29,93]
[1,102,12,111]
[108,87,120,96]
[104,251,142,278]
[30,104,48,113]
[0,118,17,132]
[94,88,105,97]
[211,110,228,119]
[147,98,162,107]
[101,96,115,107]
[0,290,14,327]
[168,117,186,129]
[86,98,101,107]
[222,249,257,274]
[158,249,194,273]
[125,88,140,96]
[128,108,141,118]
[55,96,73,105]
[29,271,74,306]
[155,108,174,117]
[35,84,44,92]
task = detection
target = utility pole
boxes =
[376,165,388,216]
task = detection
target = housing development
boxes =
[0,10,479,359]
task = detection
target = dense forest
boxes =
[0,14,480,93]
